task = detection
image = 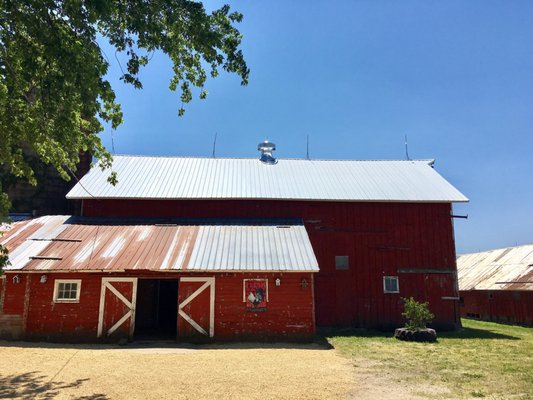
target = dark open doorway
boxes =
[135,279,178,339]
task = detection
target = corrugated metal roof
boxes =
[3,216,319,273]
[1,216,72,270]
[66,155,468,202]
[457,245,533,291]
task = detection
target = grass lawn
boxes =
[328,319,533,399]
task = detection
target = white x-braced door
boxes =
[178,277,215,338]
[97,277,137,339]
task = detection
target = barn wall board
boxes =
[2,272,27,315]
[460,290,533,327]
[200,272,314,341]
[0,274,23,339]
[84,199,459,330]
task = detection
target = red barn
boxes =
[458,245,533,327]
[0,144,468,341]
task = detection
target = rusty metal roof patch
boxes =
[3,216,319,273]
[457,245,533,291]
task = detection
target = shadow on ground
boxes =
[0,372,108,399]
[318,327,392,339]
[1,324,520,353]
[0,339,332,352]
[319,326,520,341]
[439,326,520,340]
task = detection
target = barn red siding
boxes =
[460,290,533,327]
[0,275,24,339]
[177,272,314,341]
[2,273,27,315]
[83,199,460,330]
[22,273,102,341]
[1,271,314,342]
[212,272,313,341]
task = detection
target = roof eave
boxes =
[66,195,469,203]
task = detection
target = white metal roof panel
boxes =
[186,224,318,271]
[66,155,468,202]
[457,245,533,291]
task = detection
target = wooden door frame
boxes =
[97,277,138,339]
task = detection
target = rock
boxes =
[394,327,437,342]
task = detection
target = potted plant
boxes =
[394,297,437,342]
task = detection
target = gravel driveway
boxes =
[0,341,354,399]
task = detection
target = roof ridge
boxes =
[458,243,533,257]
[111,154,434,163]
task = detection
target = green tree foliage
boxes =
[0,0,249,271]
[401,297,435,330]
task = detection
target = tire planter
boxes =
[394,327,437,342]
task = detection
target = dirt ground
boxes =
[0,340,355,399]
[347,358,451,400]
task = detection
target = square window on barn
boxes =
[335,256,349,270]
[383,276,399,293]
[53,280,81,303]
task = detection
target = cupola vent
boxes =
[258,140,277,164]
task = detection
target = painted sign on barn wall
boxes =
[244,279,268,312]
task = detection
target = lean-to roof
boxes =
[1,216,319,273]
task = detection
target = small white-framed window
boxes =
[335,256,349,270]
[53,279,82,303]
[383,276,399,293]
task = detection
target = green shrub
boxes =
[402,297,434,330]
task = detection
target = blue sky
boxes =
[99,1,532,254]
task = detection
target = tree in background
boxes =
[0,0,249,271]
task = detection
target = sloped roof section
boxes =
[457,245,533,291]
[1,215,72,271]
[66,155,468,202]
[3,216,319,273]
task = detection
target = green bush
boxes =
[402,297,434,330]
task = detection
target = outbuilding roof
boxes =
[66,155,468,203]
[457,245,533,291]
[1,216,319,273]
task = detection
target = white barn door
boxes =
[97,277,138,339]
[177,277,215,338]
